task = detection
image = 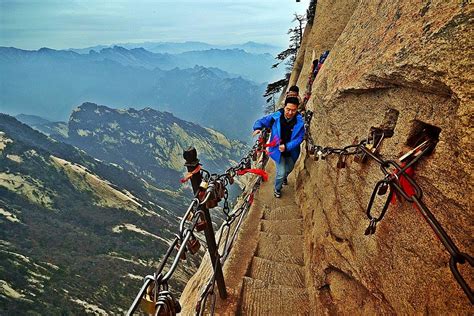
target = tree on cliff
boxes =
[263,13,306,113]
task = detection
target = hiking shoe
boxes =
[283,178,288,185]
[274,190,281,198]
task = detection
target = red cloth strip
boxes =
[248,193,255,205]
[390,163,415,204]
[236,168,269,182]
[265,136,280,148]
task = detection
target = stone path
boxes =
[237,170,310,315]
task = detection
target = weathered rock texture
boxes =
[293,0,473,314]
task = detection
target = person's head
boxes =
[284,97,299,120]
[288,85,300,94]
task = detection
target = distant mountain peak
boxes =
[76,102,99,111]
[15,114,51,126]
[111,45,128,51]
[76,102,146,114]
[67,102,246,188]
[131,47,147,52]
[38,47,55,52]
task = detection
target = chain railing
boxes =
[303,110,473,304]
[127,130,270,315]
[194,154,266,315]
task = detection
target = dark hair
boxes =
[288,85,299,93]
[285,96,300,106]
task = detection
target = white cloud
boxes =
[0,0,310,49]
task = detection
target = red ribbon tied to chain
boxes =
[390,162,416,204]
[265,136,280,148]
[180,165,202,183]
[256,135,279,156]
[236,168,269,182]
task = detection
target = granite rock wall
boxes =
[293,0,473,313]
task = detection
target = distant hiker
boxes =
[319,50,330,64]
[252,96,305,198]
[286,85,303,105]
[311,50,329,79]
[283,85,304,114]
[302,50,331,112]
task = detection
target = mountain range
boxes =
[0,46,269,140]
[54,102,246,189]
[0,45,277,82]
[0,39,273,314]
[0,113,203,314]
[68,41,282,55]
[1,92,252,314]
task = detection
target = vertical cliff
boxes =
[293,0,473,313]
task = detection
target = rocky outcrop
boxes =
[66,102,246,189]
[293,0,473,314]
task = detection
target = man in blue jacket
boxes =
[252,96,305,198]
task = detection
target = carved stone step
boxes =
[260,218,303,235]
[263,205,302,220]
[239,277,310,315]
[256,232,304,265]
[248,256,305,288]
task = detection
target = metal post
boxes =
[201,206,227,299]
[183,147,202,194]
[183,147,227,299]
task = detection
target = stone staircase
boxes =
[237,179,310,315]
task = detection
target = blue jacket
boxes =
[253,110,305,163]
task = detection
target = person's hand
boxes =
[252,129,261,137]
[279,144,285,152]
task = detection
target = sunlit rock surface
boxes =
[293,0,473,313]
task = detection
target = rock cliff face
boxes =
[292,0,473,313]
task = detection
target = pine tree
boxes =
[263,13,306,113]
[272,13,305,71]
[264,92,277,114]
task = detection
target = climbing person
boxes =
[319,50,330,64]
[252,96,305,198]
[286,85,303,105]
[302,50,331,112]
[284,85,304,114]
[311,58,319,77]
[311,50,329,81]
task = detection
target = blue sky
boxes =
[0,0,310,50]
